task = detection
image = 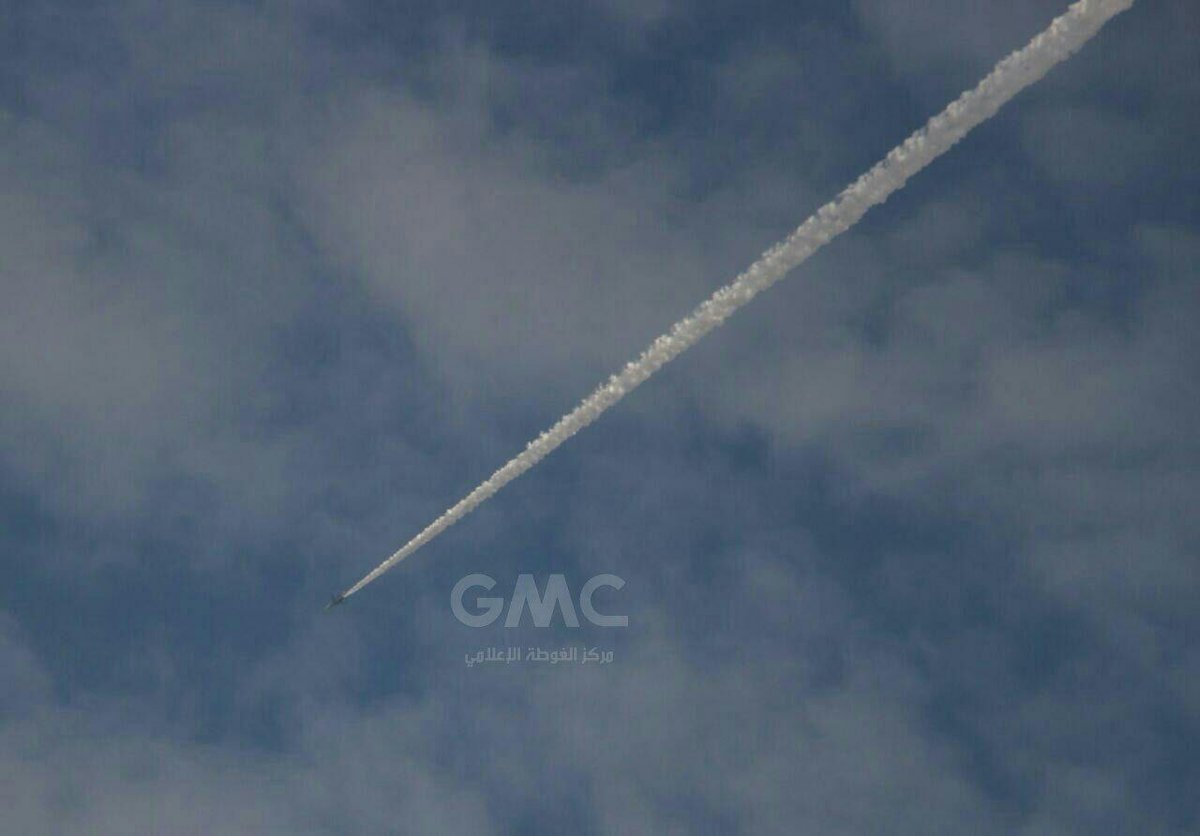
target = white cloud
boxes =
[1,1,1195,831]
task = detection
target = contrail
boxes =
[337,0,1135,603]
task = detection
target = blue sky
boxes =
[1,0,1197,832]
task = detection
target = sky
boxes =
[0,0,1197,832]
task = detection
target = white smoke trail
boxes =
[341,0,1134,600]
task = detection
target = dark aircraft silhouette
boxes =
[324,592,346,611]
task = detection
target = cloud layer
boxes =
[1,0,1196,832]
